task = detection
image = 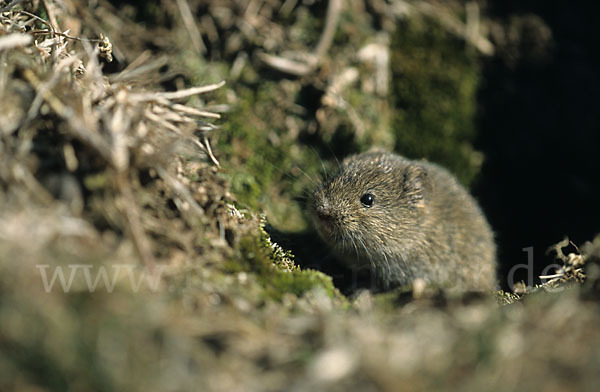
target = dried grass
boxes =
[0,0,228,269]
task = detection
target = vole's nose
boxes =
[316,208,333,221]
[313,190,336,222]
[315,202,334,222]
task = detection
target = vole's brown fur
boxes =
[311,151,497,292]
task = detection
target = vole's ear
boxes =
[402,165,430,208]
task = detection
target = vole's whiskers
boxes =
[397,250,410,280]
[382,249,392,283]
[356,236,370,268]
[292,165,318,187]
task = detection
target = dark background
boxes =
[476,0,600,287]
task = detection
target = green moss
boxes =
[218,83,289,209]
[346,84,394,148]
[228,221,342,303]
[263,268,336,302]
[258,218,297,272]
[371,287,413,311]
[84,172,111,191]
[391,16,483,186]
[217,81,327,231]
[288,5,324,48]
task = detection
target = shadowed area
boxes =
[476,0,600,287]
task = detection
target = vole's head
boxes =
[311,152,430,260]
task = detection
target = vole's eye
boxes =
[360,193,374,207]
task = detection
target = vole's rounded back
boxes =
[311,151,496,291]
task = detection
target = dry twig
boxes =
[259,0,342,75]
[176,0,206,54]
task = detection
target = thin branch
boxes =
[110,52,167,83]
[170,103,221,119]
[201,136,220,167]
[132,81,226,102]
[314,0,342,59]
[257,52,314,75]
[260,0,343,76]
[41,0,60,33]
[176,0,206,54]
[29,29,106,43]
[18,10,52,28]
[0,0,24,13]
[412,1,494,56]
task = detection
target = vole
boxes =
[311,151,497,292]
